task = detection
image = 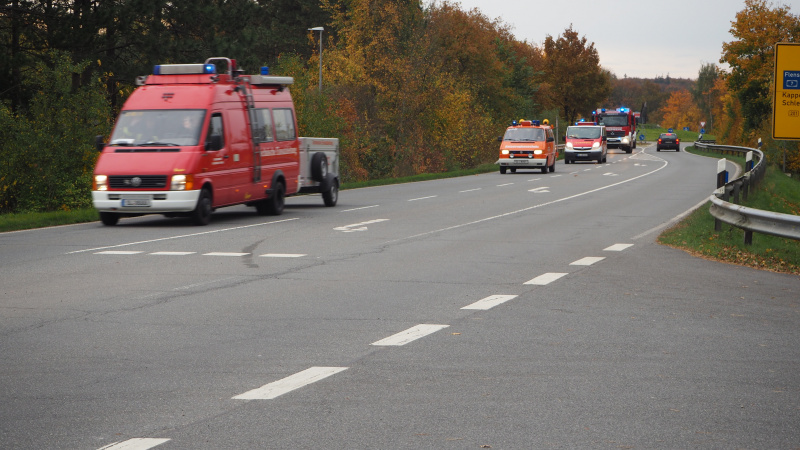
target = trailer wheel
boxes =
[266,181,285,215]
[99,212,119,226]
[311,152,328,182]
[322,175,338,207]
[191,188,213,225]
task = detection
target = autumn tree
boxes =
[691,63,719,133]
[660,90,703,131]
[541,26,611,125]
[720,0,800,132]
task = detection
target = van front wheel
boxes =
[191,188,213,225]
[100,212,119,226]
[266,181,285,215]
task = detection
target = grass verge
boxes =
[657,146,800,275]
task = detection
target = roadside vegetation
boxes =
[658,145,800,275]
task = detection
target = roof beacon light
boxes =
[153,64,216,75]
[261,66,270,75]
[531,120,541,126]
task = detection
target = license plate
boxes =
[577,153,588,157]
[513,160,528,164]
[121,198,151,207]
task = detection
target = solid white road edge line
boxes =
[371,324,450,346]
[232,367,348,400]
[68,218,299,254]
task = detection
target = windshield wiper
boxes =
[139,141,180,146]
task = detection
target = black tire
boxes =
[657,148,661,152]
[266,181,285,215]
[322,175,338,207]
[310,152,328,182]
[191,188,213,225]
[500,166,507,174]
[676,147,680,152]
[540,165,547,174]
[549,159,555,172]
[99,212,119,226]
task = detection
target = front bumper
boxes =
[496,157,548,167]
[565,149,602,160]
[92,190,201,213]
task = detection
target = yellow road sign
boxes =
[773,42,800,140]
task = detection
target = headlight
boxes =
[622,136,630,144]
[566,142,574,149]
[501,149,509,155]
[534,150,543,155]
[94,175,108,191]
[592,142,600,149]
[171,174,194,191]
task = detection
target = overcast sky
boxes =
[435,0,797,79]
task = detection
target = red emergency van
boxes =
[93,57,339,226]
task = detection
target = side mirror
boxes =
[206,134,223,151]
[95,135,105,152]
[497,136,503,142]
[546,136,554,142]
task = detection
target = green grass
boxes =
[0,208,101,233]
[658,146,800,275]
[637,124,711,143]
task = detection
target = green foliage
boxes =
[0,51,110,213]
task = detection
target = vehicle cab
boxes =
[564,122,607,164]
[496,119,556,174]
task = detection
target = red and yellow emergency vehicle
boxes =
[92,57,339,225]
[496,119,557,174]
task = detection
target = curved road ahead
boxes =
[2,143,798,449]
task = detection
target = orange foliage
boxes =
[660,90,703,131]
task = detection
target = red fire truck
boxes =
[591,107,637,153]
[92,57,339,226]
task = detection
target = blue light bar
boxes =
[153,64,216,75]
[261,66,270,75]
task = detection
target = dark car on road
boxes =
[657,133,680,152]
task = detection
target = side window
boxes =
[273,108,297,141]
[207,113,224,149]
[257,109,274,142]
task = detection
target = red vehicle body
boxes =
[591,107,637,153]
[92,57,339,226]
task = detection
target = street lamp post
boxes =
[308,27,324,92]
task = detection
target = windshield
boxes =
[597,115,628,127]
[566,126,601,139]
[109,110,206,146]
[503,127,545,141]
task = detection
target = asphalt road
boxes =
[2,143,798,449]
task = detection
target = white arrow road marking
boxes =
[570,256,605,266]
[604,243,634,251]
[334,219,389,232]
[462,295,518,310]
[528,187,550,193]
[371,324,450,346]
[233,367,348,400]
[98,438,170,450]
[524,272,568,285]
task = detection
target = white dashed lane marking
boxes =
[524,272,568,285]
[149,251,195,256]
[408,195,437,201]
[202,252,248,257]
[259,253,306,258]
[98,438,170,450]
[462,295,518,310]
[371,324,450,346]
[570,257,605,266]
[604,243,634,251]
[232,367,348,400]
[95,251,143,255]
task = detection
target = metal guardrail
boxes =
[694,141,800,245]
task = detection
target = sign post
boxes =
[772,43,800,140]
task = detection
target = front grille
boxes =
[109,175,168,189]
[607,130,624,137]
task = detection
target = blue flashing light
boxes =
[511,120,518,126]
[203,64,216,74]
[531,120,541,126]
[261,66,270,75]
[579,118,585,122]
[153,65,162,75]
[601,108,606,113]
